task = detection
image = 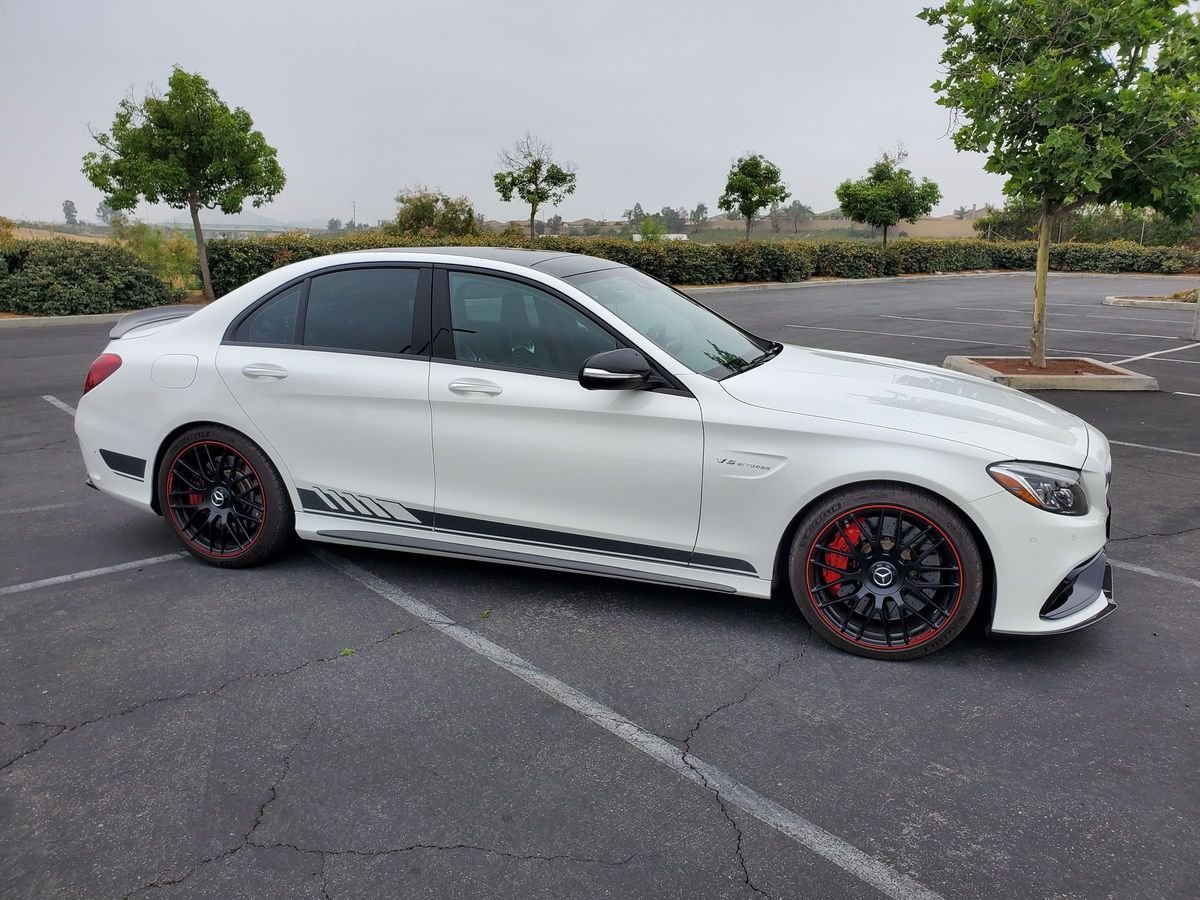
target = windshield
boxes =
[566,267,774,379]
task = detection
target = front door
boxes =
[428,268,703,566]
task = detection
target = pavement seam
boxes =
[0,624,420,774]
[677,626,815,900]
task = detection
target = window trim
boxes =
[222,262,433,360]
[431,264,691,395]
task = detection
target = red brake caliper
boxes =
[822,519,862,583]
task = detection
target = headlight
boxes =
[987,461,1088,516]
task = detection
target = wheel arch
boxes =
[150,420,291,515]
[770,478,996,628]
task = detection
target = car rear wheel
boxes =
[787,486,981,660]
[158,426,293,567]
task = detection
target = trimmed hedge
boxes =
[0,240,182,315]
[204,232,1200,298]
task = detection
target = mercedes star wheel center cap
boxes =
[210,488,228,508]
[869,562,896,589]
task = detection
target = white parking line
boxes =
[1175,391,1200,398]
[0,502,73,516]
[956,307,1194,324]
[1109,440,1200,459]
[315,548,942,900]
[881,315,1182,341]
[42,394,77,416]
[1114,342,1200,364]
[783,324,1127,357]
[1109,559,1200,591]
[0,553,185,597]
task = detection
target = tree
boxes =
[327,217,343,233]
[547,214,563,235]
[834,148,941,248]
[769,203,783,233]
[96,200,114,225]
[661,206,686,233]
[784,199,814,232]
[920,1,1200,367]
[638,216,666,241]
[493,132,576,240]
[82,66,286,301]
[62,200,78,225]
[953,205,970,220]
[391,187,479,236]
[717,154,790,239]
[690,203,708,230]
[623,203,645,228]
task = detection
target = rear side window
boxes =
[303,268,419,355]
[234,284,301,344]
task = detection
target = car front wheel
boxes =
[788,486,982,660]
[158,425,293,567]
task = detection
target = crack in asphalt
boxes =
[676,627,814,900]
[0,625,420,774]
[1109,523,1200,542]
[252,839,640,867]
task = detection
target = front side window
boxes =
[303,267,419,355]
[567,267,771,379]
[447,272,617,376]
[234,284,302,344]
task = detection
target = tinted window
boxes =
[303,268,419,355]
[234,285,301,344]
[448,272,617,376]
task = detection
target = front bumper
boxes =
[992,549,1116,636]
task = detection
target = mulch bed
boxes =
[969,357,1122,376]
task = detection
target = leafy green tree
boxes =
[784,200,813,233]
[391,187,479,236]
[493,132,576,240]
[920,0,1200,366]
[327,217,342,233]
[718,154,790,239]
[96,200,114,225]
[62,200,78,225]
[82,66,286,301]
[638,215,667,241]
[690,203,708,230]
[547,214,563,235]
[835,148,941,248]
[953,205,970,220]
[661,206,687,232]
[624,203,645,228]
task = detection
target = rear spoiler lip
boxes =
[110,304,205,339]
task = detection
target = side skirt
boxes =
[312,528,740,595]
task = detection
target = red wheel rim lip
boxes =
[804,503,964,651]
[165,439,267,560]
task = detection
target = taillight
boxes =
[83,353,122,394]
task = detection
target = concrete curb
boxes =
[0,312,128,329]
[1103,295,1197,310]
[942,355,1159,392]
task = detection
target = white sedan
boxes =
[76,248,1115,659]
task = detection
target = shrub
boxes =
[0,240,181,315]
[202,232,1200,297]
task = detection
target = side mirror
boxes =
[579,348,652,390]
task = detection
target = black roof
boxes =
[365,246,623,278]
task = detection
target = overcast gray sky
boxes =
[0,0,1006,226]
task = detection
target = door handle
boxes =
[242,363,289,380]
[448,379,502,396]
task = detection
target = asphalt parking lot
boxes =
[2,272,1198,899]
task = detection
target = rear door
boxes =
[216,263,436,528]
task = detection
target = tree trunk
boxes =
[745,216,752,240]
[189,200,214,303]
[882,225,889,248]
[529,206,536,241]
[1031,196,1053,368]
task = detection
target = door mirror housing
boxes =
[579,348,653,390]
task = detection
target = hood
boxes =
[721,345,1089,466]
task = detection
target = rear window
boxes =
[303,268,419,355]
[233,284,301,344]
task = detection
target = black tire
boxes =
[787,485,982,660]
[157,425,293,568]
